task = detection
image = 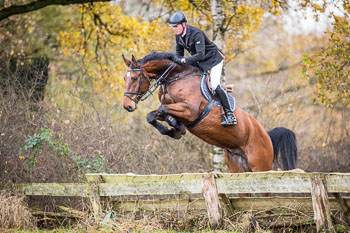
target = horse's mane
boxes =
[137,52,201,73]
[140,52,175,64]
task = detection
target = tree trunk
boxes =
[211,0,226,172]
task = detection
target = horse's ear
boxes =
[122,54,131,67]
[131,54,138,67]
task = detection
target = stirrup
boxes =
[221,113,237,126]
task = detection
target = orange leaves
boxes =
[58,3,170,100]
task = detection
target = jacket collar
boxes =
[178,25,191,46]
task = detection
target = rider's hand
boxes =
[174,56,185,65]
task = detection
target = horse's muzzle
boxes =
[124,105,135,112]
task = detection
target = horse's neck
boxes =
[146,61,192,80]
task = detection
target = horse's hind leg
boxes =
[245,142,274,197]
[225,150,252,197]
[225,149,252,173]
[146,111,183,139]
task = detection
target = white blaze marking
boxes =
[127,72,131,78]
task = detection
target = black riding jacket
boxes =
[175,25,224,72]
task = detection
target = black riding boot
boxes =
[215,85,237,126]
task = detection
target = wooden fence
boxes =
[13,171,350,232]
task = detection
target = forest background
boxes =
[0,0,349,186]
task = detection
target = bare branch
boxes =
[0,0,111,22]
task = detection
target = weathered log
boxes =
[310,174,335,233]
[202,174,221,229]
[87,181,102,222]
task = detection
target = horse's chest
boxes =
[160,86,185,104]
[160,93,175,104]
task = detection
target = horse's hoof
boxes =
[173,133,182,140]
[168,128,182,140]
[179,127,186,135]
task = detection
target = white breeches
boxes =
[209,60,223,90]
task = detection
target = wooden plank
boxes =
[15,183,88,197]
[85,172,350,196]
[324,173,350,192]
[310,174,335,233]
[13,172,350,198]
[202,174,221,229]
[216,172,312,194]
[115,198,207,211]
[114,197,350,212]
[86,173,206,196]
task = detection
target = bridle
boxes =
[123,63,150,104]
[123,63,176,104]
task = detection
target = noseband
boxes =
[124,63,176,104]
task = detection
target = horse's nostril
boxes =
[126,105,133,112]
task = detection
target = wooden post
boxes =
[219,193,235,216]
[86,174,103,222]
[310,174,335,233]
[202,174,221,229]
[334,193,350,222]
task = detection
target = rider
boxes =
[168,11,237,126]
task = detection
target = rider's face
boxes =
[172,23,185,35]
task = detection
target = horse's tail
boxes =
[268,127,297,170]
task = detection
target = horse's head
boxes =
[122,54,151,112]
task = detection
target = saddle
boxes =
[200,73,236,112]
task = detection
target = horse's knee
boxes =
[157,105,167,116]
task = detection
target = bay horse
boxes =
[122,52,297,173]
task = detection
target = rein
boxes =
[165,72,202,86]
[124,63,176,104]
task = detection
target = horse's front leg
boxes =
[157,103,193,135]
[146,110,183,139]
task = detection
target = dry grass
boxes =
[0,190,36,231]
[65,208,321,232]
[0,88,212,184]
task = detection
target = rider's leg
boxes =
[210,61,237,126]
[215,86,237,125]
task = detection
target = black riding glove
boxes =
[173,56,185,65]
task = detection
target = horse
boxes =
[122,52,297,174]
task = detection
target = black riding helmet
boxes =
[168,12,187,26]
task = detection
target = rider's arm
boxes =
[184,31,205,65]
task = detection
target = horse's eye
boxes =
[132,77,138,82]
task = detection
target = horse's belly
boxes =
[188,124,245,150]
